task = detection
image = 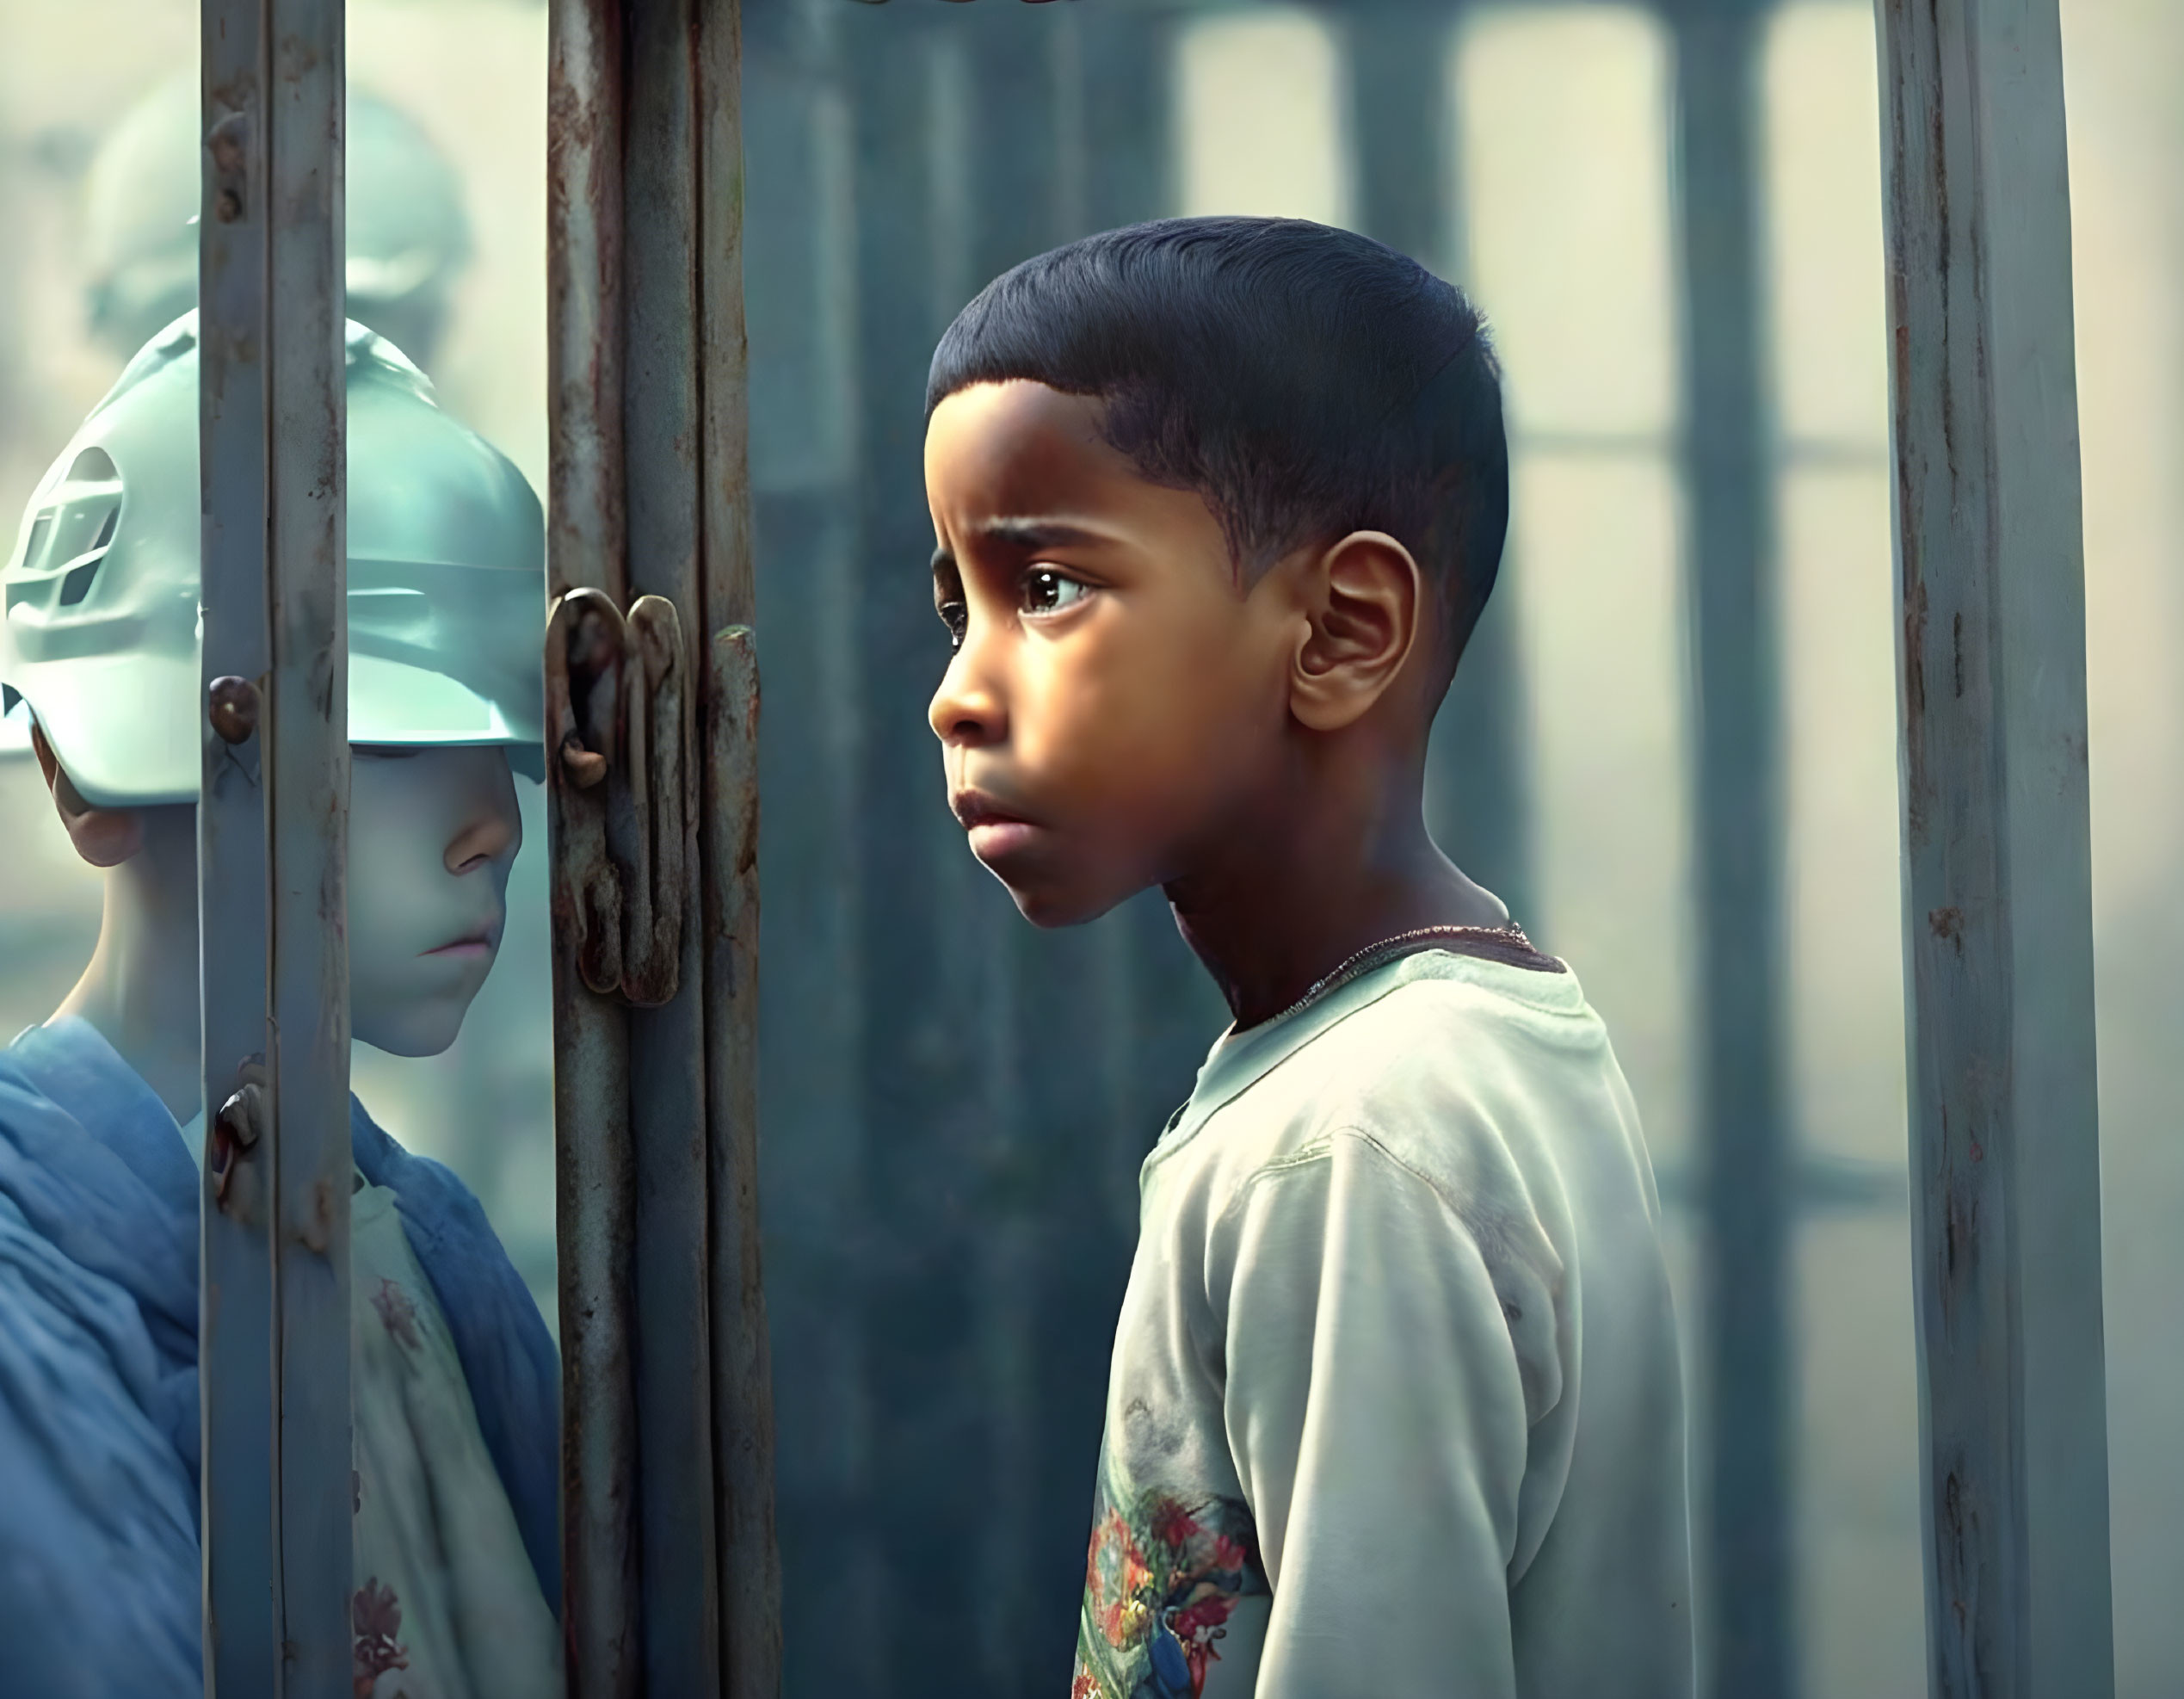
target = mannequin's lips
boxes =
[424,928,497,960]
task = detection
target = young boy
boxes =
[0,316,561,1696]
[922,219,1692,1697]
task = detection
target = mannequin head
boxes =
[34,726,521,1060]
[345,744,522,1054]
[4,318,545,1118]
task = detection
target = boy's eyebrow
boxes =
[972,517,1107,553]
[931,520,1109,585]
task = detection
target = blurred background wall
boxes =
[0,1,2176,1695]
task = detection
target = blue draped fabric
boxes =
[0,1017,558,1696]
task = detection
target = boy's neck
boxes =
[1165,755,1508,1033]
[53,806,205,1123]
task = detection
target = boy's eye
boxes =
[937,599,968,652]
[1020,568,1090,617]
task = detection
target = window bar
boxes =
[1873,0,2114,1692]
[842,10,959,1675]
[1668,3,1792,1695]
[1343,0,1533,933]
[547,0,776,1691]
[696,1,782,1685]
[546,1,641,1691]
[197,0,352,1690]
[737,35,872,1690]
[623,0,725,1682]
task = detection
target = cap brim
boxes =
[17,649,543,805]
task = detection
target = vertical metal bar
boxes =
[842,13,954,1676]
[200,0,351,1690]
[1343,0,1533,930]
[743,29,875,1696]
[1873,0,2114,1692]
[695,3,784,1690]
[623,0,724,1687]
[550,1,778,1690]
[1669,5,1792,1695]
[546,0,640,1691]
[199,8,278,1690]
[1080,9,1170,237]
[263,10,352,1681]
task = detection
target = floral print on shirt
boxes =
[1071,1456,1269,1699]
[369,1277,421,1350]
[352,1577,410,1696]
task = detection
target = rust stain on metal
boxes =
[297,1175,336,1256]
[1902,576,1930,846]
[1942,1467,1968,1578]
[206,108,252,226]
[1941,1161,1981,1294]
[273,32,322,83]
[1928,905,1964,949]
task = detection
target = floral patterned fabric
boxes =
[350,1169,561,1699]
[1072,1457,1268,1699]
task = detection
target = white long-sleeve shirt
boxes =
[1070,940,1693,1699]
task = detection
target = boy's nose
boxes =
[928,655,1007,748]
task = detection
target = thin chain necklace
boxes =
[1251,922,1542,1033]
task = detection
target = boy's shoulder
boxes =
[1151,948,1647,1227]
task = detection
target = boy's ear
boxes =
[1286,530,1422,732]
[31,723,145,868]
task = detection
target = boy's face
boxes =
[348,744,521,1055]
[925,380,1300,926]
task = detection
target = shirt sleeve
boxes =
[1205,1126,1566,1699]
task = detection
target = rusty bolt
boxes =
[560,732,608,789]
[207,110,250,171]
[208,1078,264,1204]
[207,676,260,744]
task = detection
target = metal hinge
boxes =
[544,587,693,1007]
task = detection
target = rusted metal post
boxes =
[1874,0,2114,1693]
[547,0,778,1690]
[547,1,641,1694]
[696,0,782,1683]
[622,0,724,1687]
[198,0,352,1691]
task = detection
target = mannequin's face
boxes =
[38,732,521,1059]
[348,745,521,1056]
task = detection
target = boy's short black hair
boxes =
[927,215,1510,677]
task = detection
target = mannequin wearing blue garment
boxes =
[0,318,563,1697]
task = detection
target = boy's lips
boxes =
[952,788,1045,863]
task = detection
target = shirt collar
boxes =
[1151,945,1587,1170]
